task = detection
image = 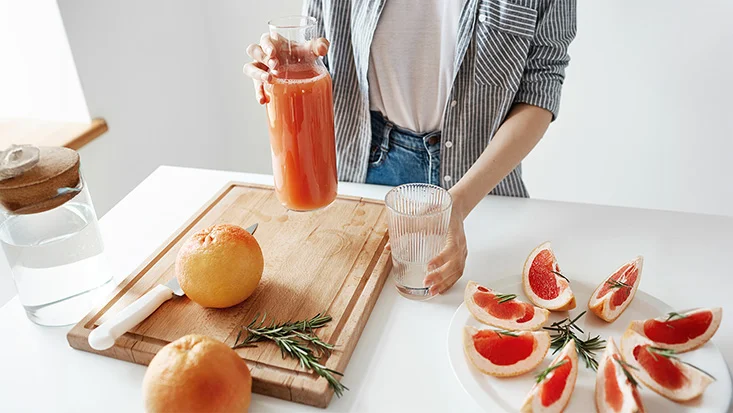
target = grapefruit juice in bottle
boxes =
[265,16,337,211]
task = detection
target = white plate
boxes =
[447,276,732,413]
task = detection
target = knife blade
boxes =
[245,222,258,235]
[88,223,259,351]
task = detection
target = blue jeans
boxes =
[365,112,441,186]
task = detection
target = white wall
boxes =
[0,0,89,122]
[523,0,733,217]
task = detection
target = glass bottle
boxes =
[265,16,338,211]
[0,145,110,326]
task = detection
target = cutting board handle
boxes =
[88,284,174,351]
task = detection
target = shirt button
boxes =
[444,141,453,148]
[444,175,452,183]
[450,100,457,108]
[478,15,487,23]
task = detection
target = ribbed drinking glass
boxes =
[385,184,452,300]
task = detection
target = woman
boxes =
[244,0,577,296]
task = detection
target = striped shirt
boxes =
[304,0,577,197]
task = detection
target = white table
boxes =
[1,166,731,412]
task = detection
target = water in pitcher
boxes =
[391,233,447,301]
[0,201,109,325]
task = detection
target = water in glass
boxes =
[385,184,452,301]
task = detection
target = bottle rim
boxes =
[268,15,317,30]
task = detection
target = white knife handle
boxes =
[88,284,174,351]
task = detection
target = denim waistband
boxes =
[370,111,440,152]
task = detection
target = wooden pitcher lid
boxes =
[0,145,81,214]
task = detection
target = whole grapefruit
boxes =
[176,224,264,308]
[143,334,252,413]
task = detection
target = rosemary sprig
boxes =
[535,359,568,383]
[614,357,641,388]
[551,270,570,283]
[605,279,631,289]
[495,330,519,338]
[233,313,348,397]
[494,293,517,304]
[646,347,716,380]
[665,312,687,322]
[543,311,606,371]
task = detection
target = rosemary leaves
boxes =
[646,347,716,380]
[495,293,517,304]
[551,270,570,283]
[605,279,631,289]
[535,359,568,383]
[543,311,606,371]
[665,312,687,322]
[232,313,348,397]
[614,357,640,388]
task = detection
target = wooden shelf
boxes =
[0,118,108,151]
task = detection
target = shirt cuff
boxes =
[513,80,563,121]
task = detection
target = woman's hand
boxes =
[424,205,468,296]
[243,34,329,105]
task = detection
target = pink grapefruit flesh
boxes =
[632,345,687,390]
[472,291,536,322]
[594,263,638,309]
[528,250,563,300]
[603,357,624,411]
[473,330,535,366]
[643,311,713,345]
[541,355,572,407]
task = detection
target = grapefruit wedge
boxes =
[521,340,578,413]
[588,257,643,323]
[620,330,715,402]
[595,337,645,413]
[465,281,550,331]
[463,326,550,377]
[522,242,576,311]
[627,308,722,353]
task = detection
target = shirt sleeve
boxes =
[513,0,577,120]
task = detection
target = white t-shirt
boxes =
[367,0,467,133]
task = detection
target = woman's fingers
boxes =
[424,224,468,296]
[244,34,329,105]
[243,61,270,104]
[255,81,269,105]
[429,276,460,296]
[243,61,270,83]
[246,44,265,63]
[260,33,277,58]
[425,259,464,296]
[311,37,330,57]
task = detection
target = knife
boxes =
[88,223,258,351]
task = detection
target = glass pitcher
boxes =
[0,145,110,326]
[265,16,338,211]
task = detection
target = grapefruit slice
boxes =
[595,337,645,413]
[465,281,550,331]
[620,330,715,402]
[522,242,576,311]
[627,308,722,353]
[520,340,578,413]
[588,257,643,323]
[463,326,550,377]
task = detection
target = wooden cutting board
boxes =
[67,182,392,408]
